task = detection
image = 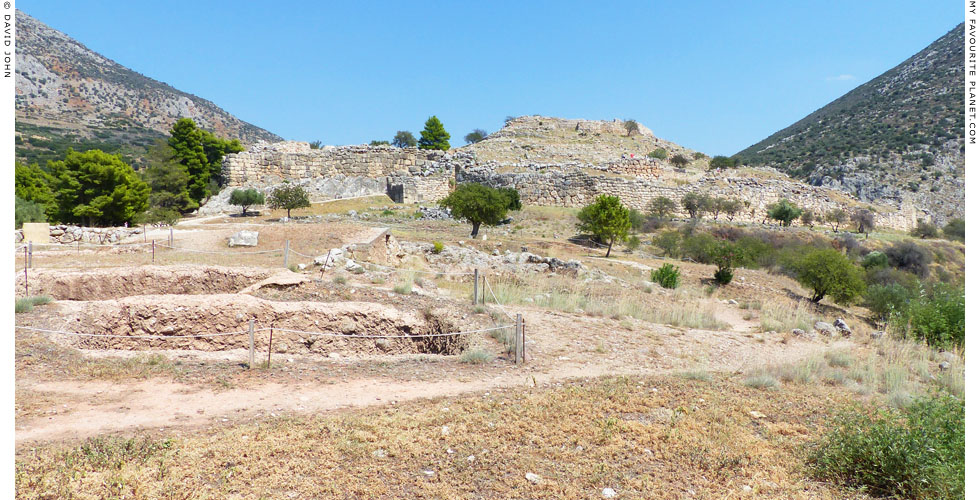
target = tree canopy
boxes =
[48,149,150,226]
[851,208,876,235]
[624,120,639,136]
[577,194,632,257]
[268,183,311,218]
[393,131,417,148]
[767,198,803,226]
[464,129,488,144]
[794,248,866,304]
[15,162,55,219]
[168,118,242,205]
[419,116,451,151]
[229,188,265,216]
[648,196,676,219]
[438,183,520,237]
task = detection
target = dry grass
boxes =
[15,375,860,499]
[759,298,820,333]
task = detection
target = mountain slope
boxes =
[15,10,281,167]
[737,24,964,222]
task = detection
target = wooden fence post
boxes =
[152,240,155,263]
[267,328,274,368]
[248,320,255,369]
[515,313,523,365]
[169,227,174,246]
[473,269,479,305]
[24,246,28,297]
[284,240,290,268]
[143,224,146,243]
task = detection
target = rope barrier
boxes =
[483,279,516,322]
[287,248,317,259]
[155,243,281,255]
[272,324,513,339]
[15,326,248,339]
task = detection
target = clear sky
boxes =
[20,1,963,155]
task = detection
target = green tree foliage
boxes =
[419,116,451,151]
[499,187,522,211]
[438,183,520,237]
[711,241,745,285]
[229,188,265,216]
[15,196,46,228]
[710,155,738,169]
[628,209,646,232]
[681,192,710,219]
[721,199,742,221]
[14,162,55,218]
[911,219,939,238]
[703,197,723,220]
[369,140,391,146]
[576,194,632,257]
[648,148,668,160]
[654,230,682,257]
[863,283,912,322]
[942,218,964,241]
[48,149,150,226]
[650,263,680,289]
[268,183,311,218]
[905,283,965,349]
[393,131,417,148]
[692,152,707,160]
[309,140,323,149]
[884,240,932,278]
[826,208,848,232]
[800,209,815,228]
[766,198,803,227]
[808,394,964,500]
[623,119,639,136]
[464,129,488,144]
[168,118,242,205]
[669,154,690,167]
[851,208,875,235]
[862,251,889,270]
[140,140,197,224]
[647,196,677,219]
[794,248,866,304]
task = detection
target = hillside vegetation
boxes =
[737,24,964,223]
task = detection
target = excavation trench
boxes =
[52,294,466,356]
[16,265,277,300]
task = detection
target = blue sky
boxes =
[20,1,963,155]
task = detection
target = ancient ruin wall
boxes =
[459,167,920,231]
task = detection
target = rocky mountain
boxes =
[461,116,708,168]
[736,24,964,223]
[14,10,281,167]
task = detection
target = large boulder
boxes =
[228,230,259,247]
[314,248,346,267]
[833,318,852,337]
[814,321,835,336]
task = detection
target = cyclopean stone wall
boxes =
[457,165,921,231]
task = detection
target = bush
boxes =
[904,284,965,349]
[794,248,866,304]
[863,283,912,322]
[669,154,690,167]
[911,219,940,239]
[713,267,734,285]
[464,129,488,144]
[432,241,444,254]
[942,218,964,241]
[460,348,493,364]
[861,250,888,270]
[653,230,682,257]
[15,295,53,314]
[393,283,412,295]
[392,131,417,148]
[647,196,676,219]
[650,263,680,289]
[648,148,668,160]
[884,240,932,278]
[766,198,802,227]
[808,394,964,499]
[625,235,641,252]
[680,232,719,263]
[369,140,390,146]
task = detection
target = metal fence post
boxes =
[248,319,255,369]
[267,328,274,368]
[28,241,32,269]
[169,227,174,246]
[284,240,290,268]
[152,240,155,263]
[473,269,479,305]
[24,246,28,297]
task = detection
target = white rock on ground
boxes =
[525,472,542,484]
[228,230,259,247]
[602,487,617,498]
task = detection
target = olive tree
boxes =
[439,183,520,237]
[577,194,632,257]
[267,183,311,218]
[229,188,265,216]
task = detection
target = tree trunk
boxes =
[287,208,291,218]
[605,238,614,258]
[811,291,825,303]
[242,206,247,216]
[470,221,481,238]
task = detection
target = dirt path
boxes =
[16,303,840,446]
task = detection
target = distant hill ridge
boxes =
[14,10,281,166]
[737,24,965,223]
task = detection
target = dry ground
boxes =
[13,198,963,498]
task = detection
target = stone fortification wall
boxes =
[458,166,919,231]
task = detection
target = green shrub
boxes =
[625,235,641,252]
[911,219,940,239]
[713,268,734,285]
[808,394,964,499]
[15,196,46,229]
[432,241,444,254]
[861,250,889,270]
[393,283,412,295]
[680,232,719,264]
[15,295,53,314]
[904,284,965,349]
[653,230,682,257]
[711,241,744,285]
[333,276,347,285]
[650,263,680,289]
[744,374,780,390]
[942,218,964,241]
[648,148,668,160]
[863,283,911,322]
[885,240,933,278]
[794,248,866,304]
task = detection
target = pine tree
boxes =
[419,116,451,151]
